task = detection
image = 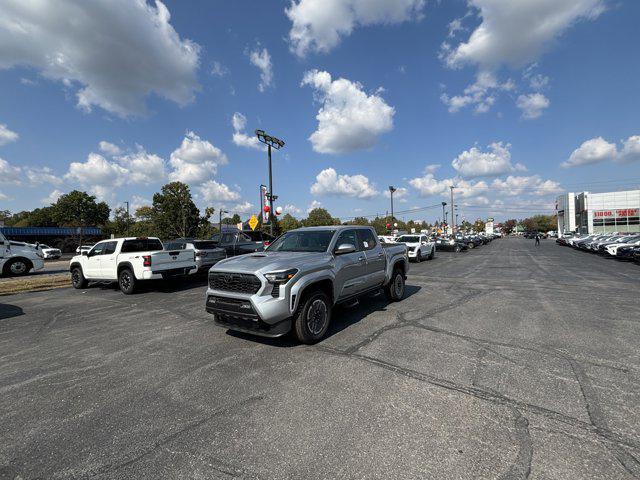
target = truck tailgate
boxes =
[150,250,195,271]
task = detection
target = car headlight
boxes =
[265,268,298,284]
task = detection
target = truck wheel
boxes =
[5,258,31,277]
[293,290,332,344]
[118,268,136,294]
[71,267,88,289]
[385,269,405,302]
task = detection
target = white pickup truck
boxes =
[69,237,197,294]
[0,231,45,276]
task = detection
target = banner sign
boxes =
[260,185,269,223]
[594,209,639,219]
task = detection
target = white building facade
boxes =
[556,189,640,234]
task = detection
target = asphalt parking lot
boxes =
[1,238,639,479]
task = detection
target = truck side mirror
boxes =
[335,244,356,255]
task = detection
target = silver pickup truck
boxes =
[205,226,409,344]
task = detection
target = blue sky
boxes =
[1,0,639,223]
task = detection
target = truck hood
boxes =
[210,251,332,275]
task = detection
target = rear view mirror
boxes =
[335,243,356,255]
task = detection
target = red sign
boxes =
[594,209,639,218]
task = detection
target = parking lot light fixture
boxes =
[256,130,285,235]
[389,186,397,226]
[219,209,229,233]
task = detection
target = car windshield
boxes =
[397,236,420,243]
[267,230,335,252]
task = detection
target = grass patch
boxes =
[0,273,70,295]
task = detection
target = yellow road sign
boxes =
[248,214,259,231]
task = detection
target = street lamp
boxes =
[388,186,396,227]
[441,202,447,230]
[256,129,285,235]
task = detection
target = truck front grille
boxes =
[208,272,262,294]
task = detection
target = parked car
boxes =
[242,230,275,247]
[379,235,397,243]
[614,244,640,260]
[165,238,226,271]
[435,236,467,252]
[69,237,197,294]
[212,230,267,257]
[205,226,409,344]
[0,231,45,276]
[395,233,435,262]
[39,244,62,259]
[75,245,94,254]
[603,236,640,256]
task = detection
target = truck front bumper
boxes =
[205,287,293,338]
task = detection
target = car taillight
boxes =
[264,241,271,247]
[143,255,151,267]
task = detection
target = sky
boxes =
[1,0,639,224]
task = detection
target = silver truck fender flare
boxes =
[289,271,335,313]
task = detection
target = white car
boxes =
[605,236,640,256]
[69,237,198,294]
[76,245,94,254]
[40,244,62,259]
[378,235,397,243]
[395,234,436,262]
[0,231,45,276]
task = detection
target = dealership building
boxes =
[556,189,640,234]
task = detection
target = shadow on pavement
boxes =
[0,303,24,320]
[227,284,422,347]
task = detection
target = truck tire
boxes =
[118,268,137,294]
[385,268,405,302]
[71,267,88,289]
[293,290,332,344]
[4,258,31,277]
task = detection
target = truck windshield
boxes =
[267,230,335,252]
[397,236,420,243]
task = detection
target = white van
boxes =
[0,231,45,276]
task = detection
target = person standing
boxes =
[535,233,541,246]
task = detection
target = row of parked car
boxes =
[434,232,501,253]
[557,232,640,261]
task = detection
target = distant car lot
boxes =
[1,238,638,479]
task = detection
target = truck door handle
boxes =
[358,256,365,262]
[377,252,384,257]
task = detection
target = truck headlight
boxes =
[265,268,298,284]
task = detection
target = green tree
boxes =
[303,208,336,227]
[279,213,301,232]
[52,191,110,228]
[460,220,473,232]
[503,219,517,234]
[103,206,132,237]
[473,219,486,233]
[151,182,201,239]
[348,216,370,226]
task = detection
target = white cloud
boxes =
[169,131,228,184]
[0,0,200,117]
[440,71,514,114]
[516,93,550,119]
[286,0,424,57]
[619,135,640,164]
[442,0,605,70]
[130,195,152,215]
[42,189,63,205]
[452,142,526,178]
[231,112,261,150]
[491,175,562,196]
[307,199,323,213]
[116,150,165,184]
[0,124,19,146]
[249,47,273,92]
[25,166,63,187]
[65,152,127,188]
[562,136,617,168]
[384,187,409,202]
[311,168,379,199]
[562,134,640,167]
[0,158,22,184]
[211,61,229,78]
[301,70,394,154]
[0,191,9,201]
[199,180,241,203]
[409,172,488,199]
[283,203,303,216]
[231,201,254,214]
[99,141,121,156]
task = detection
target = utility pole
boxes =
[219,208,229,233]
[450,185,455,234]
[124,201,130,236]
[441,202,447,231]
[388,186,396,226]
[256,130,285,235]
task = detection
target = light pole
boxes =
[450,185,456,233]
[256,129,285,235]
[124,201,130,236]
[219,209,229,233]
[388,186,397,226]
[441,202,447,231]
